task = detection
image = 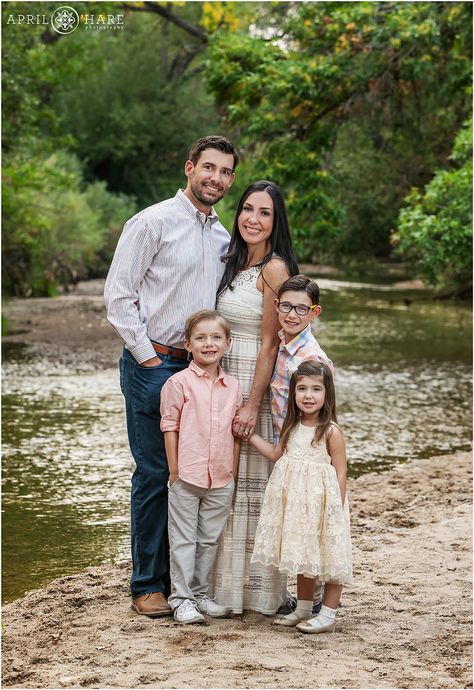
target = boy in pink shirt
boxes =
[160,310,242,624]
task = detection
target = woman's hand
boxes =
[233,402,259,439]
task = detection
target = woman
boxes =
[212,180,299,614]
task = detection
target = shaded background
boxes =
[2,1,472,298]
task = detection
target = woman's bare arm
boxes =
[234,258,290,437]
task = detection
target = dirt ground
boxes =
[2,280,122,369]
[2,451,472,689]
[2,280,472,689]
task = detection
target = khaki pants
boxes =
[168,478,234,609]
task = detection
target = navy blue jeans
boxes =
[119,347,188,598]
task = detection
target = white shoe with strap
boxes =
[273,611,312,627]
[296,605,337,634]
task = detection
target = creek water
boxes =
[2,278,472,603]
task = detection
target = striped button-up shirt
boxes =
[104,190,230,363]
[160,361,243,489]
[270,324,333,438]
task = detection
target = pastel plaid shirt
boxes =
[269,324,333,439]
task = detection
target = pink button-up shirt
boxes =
[160,361,243,489]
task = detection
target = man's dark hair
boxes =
[278,274,320,304]
[188,135,239,171]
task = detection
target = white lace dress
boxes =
[211,266,287,614]
[251,423,353,584]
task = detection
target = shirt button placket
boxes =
[209,382,219,487]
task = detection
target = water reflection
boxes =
[2,279,472,602]
[316,279,472,364]
[338,361,471,474]
[2,370,132,602]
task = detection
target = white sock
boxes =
[280,599,312,622]
[313,604,337,625]
[294,599,313,616]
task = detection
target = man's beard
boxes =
[191,181,224,207]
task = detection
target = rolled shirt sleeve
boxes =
[160,378,183,433]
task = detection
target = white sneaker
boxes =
[195,595,232,618]
[174,599,205,625]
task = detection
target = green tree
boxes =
[394,118,472,296]
[52,4,219,207]
[205,2,472,262]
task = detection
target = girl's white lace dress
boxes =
[211,266,287,614]
[251,422,353,584]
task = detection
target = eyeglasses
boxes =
[277,301,319,316]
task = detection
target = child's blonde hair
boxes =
[280,361,337,451]
[184,309,231,341]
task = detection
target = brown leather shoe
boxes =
[131,592,173,617]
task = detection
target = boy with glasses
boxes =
[270,274,333,618]
[270,274,333,440]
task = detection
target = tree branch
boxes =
[122,2,207,43]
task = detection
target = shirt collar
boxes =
[189,360,227,384]
[278,323,313,356]
[176,189,219,225]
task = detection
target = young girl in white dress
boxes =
[247,360,352,633]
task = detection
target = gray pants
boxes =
[168,478,234,609]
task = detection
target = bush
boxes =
[2,149,136,296]
[394,119,472,296]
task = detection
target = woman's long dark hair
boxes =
[280,361,338,452]
[218,180,299,294]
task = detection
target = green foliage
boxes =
[2,150,135,296]
[82,182,137,278]
[205,2,472,266]
[2,1,472,297]
[394,119,472,295]
[52,7,218,207]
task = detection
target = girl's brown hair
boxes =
[279,361,337,452]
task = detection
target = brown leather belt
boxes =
[152,341,187,360]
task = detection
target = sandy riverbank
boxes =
[2,280,122,370]
[2,450,472,689]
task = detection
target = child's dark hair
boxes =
[279,361,337,452]
[277,274,320,304]
[185,309,231,342]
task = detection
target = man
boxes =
[104,136,238,617]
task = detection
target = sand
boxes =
[2,451,472,689]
